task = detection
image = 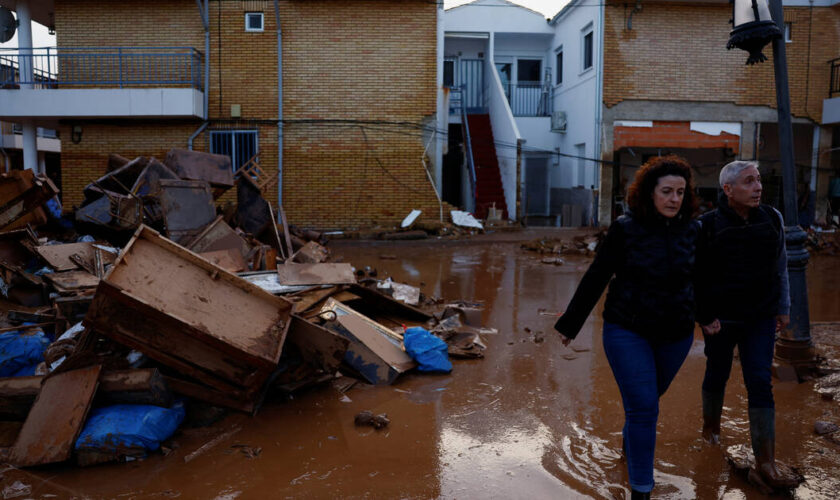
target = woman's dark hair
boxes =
[626,155,697,220]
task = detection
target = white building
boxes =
[441,0,603,225]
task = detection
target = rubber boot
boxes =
[701,390,724,445]
[748,408,799,489]
[630,490,651,500]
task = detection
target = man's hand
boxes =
[559,334,572,347]
[701,319,721,336]
[776,314,790,332]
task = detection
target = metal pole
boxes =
[768,0,816,376]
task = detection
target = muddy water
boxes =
[2,236,839,499]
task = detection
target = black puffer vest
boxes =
[603,213,699,343]
[697,196,782,322]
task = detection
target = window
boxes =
[443,59,455,87]
[245,12,264,32]
[582,24,594,71]
[210,130,259,171]
[517,59,542,84]
[784,22,792,42]
[555,49,563,85]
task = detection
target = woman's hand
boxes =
[701,319,721,336]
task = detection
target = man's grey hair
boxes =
[719,160,758,188]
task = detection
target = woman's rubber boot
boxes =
[748,408,800,489]
[630,490,651,500]
[701,390,724,445]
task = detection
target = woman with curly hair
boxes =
[554,155,699,499]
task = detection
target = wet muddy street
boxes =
[2,230,839,499]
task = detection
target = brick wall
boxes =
[54,0,442,229]
[613,121,740,154]
[603,1,840,123]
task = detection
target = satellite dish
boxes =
[0,7,16,44]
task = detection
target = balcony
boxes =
[503,83,551,117]
[0,47,205,121]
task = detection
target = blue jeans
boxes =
[603,322,693,493]
[702,317,776,409]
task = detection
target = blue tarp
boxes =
[0,329,50,377]
[75,402,185,454]
[404,327,452,373]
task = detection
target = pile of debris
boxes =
[329,209,517,241]
[806,227,840,255]
[520,230,606,260]
[0,154,493,469]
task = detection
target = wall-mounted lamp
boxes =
[71,125,82,144]
[727,0,781,65]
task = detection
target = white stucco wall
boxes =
[549,0,601,189]
[445,0,553,33]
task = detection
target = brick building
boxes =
[598,0,840,225]
[0,0,447,229]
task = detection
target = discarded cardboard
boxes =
[156,179,217,244]
[0,170,59,231]
[321,302,416,385]
[9,364,102,467]
[277,263,356,286]
[85,226,292,396]
[164,148,234,193]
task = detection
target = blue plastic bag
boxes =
[75,402,185,455]
[0,329,50,377]
[404,327,452,373]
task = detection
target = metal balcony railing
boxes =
[0,47,204,90]
[504,82,551,117]
[830,57,840,98]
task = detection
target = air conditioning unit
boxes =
[551,111,567,133]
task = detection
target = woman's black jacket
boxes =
[554,213,700,343]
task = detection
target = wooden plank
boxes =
[320,298,405,344]
[164,148,234,189]
[163,376,257,414]
[44,270,100,292]
[104,226,292,364]
[288,314,349,375]
[35,242,116,272]
[277,263,356,286]
[9,365,101,467]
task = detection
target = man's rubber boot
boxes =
[702,390,724,445]
[630,490,651,500]
[748,407,800,489]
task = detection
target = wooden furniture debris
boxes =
[277,263,356,286]
[320,298,415,385]
[45,270,100,293]
[84,226,292,403]
[156,179,216,244]
[164,148,234,197]
[292,241,329,264]
[35,242,116,272]
[185,216,252,259]
[9,365,102,467]
[288,314,349,376]
[0,170,59,232]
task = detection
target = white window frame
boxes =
[784,22,792,43]
[245,12,264,32]
[554,46,563,87]
[580,22,594,74]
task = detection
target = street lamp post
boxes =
[727,0,816,379]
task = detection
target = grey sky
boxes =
[444,0,571,18]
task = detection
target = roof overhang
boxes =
[0,0,55,28]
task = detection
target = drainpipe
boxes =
[189,0,210,149]
[434,0,444,190]
[595,1,605,206]
[275,0,283,206]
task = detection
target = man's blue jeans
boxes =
[702,317,776,409]
[602,322,693,493]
